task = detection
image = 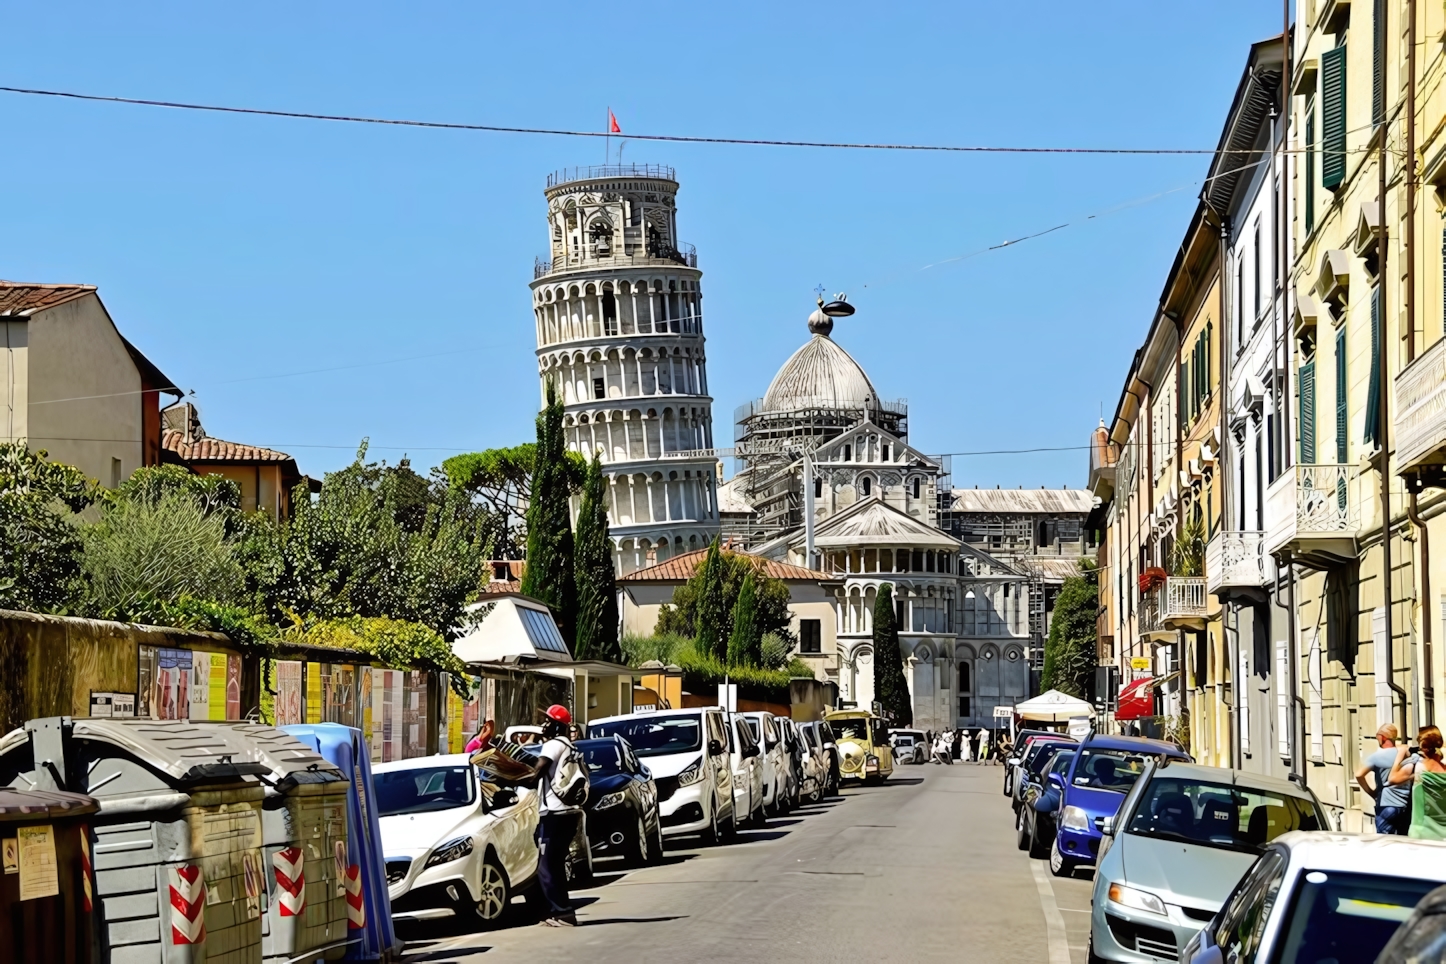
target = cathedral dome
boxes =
[761,326,877,414]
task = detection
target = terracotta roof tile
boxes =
[163,430,293,464]
[619,547,825,583]
[0,281,96,315]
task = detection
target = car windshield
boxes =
[896,735,916,746]
[1071,747,1151,793]
[1125,776,1321,854]
[577,740,624,773]
[835,720,870,742]
[374,766,476,816]
[589,715,701,757]
[1023,739,1069,770]
[1273,870,1439,963]
[1028,744,1068,777]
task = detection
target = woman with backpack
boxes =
[534,704,589,927]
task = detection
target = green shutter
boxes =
[1300,361,1317,463]
[1365,286,1382,445]
[1322,45,1348,190]
[1306,109,1316,235]
[1336,326,1348,463]
[1373,0,1385,124]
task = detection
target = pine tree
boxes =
[520,382,576,644]
[573,453,619,662]
[694,537,729,660]
[726,569,761,667]
[872,584,912,725]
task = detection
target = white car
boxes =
[740,711,788,815]
[375,754,539,926]
[726,713,765,826]
[797,721,828,803]
[588,708,737,843]
[1181,833,1446,964]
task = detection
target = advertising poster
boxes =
[359,668,373,751]
[446,685,464,754]
[137,646,157,718]
[16,824,58,901]
[188,650,209,720]
[156,648,193,721]
[403,671,427,759]
[305,663,323,724]
[226,654,242,720]
[206,653,228,720]
[275,661,304,726]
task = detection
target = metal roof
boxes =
[0,788,98,822]
[761,331,877,415]
[950,488,1094,515]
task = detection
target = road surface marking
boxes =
[1031,861,1073,964]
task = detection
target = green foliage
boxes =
[154,596,276,651]
[443,443,586,559]
[655,547,794,661]
[759,632,792,671]
[620,631,693,666]
[112,464,242,534]
[573,454,619,662]
[240,442,491,640]
[693,539,728,661]
[1040,573,1099,698]
[282,615,468,692]
[872,584,912,725]
[1170,513,1205,577]
[520,387,576,643]
[83,490,245,621]
[0,442,97,612]
[620,632,799,704]
[727,570,761,667]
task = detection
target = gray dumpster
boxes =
[207,723,352,964]
[0,718,269,964]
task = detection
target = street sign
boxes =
[1130,657,1152,671]
[992,705,1013,719]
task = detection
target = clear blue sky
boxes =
[0,2,1285,488]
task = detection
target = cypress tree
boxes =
[520,382,576,644]
[1040,573,1099,698]
[694,537,728,661]
[726,569,761,667]
[573,453,619,662]
[872,584,912,725]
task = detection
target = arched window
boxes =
[958,662,972,692]
[861,477,872,496]
[814,477,823,498]
[912,477,921,499]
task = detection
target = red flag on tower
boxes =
[608,110,621,134]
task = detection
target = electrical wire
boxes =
[0,84,1386,157]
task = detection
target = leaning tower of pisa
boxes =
[530,164,721,575]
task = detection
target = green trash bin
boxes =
[0,788,100,964]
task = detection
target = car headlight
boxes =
[594,791,626,810]
[424,836,474,869]
[1108,882,1167,916]
[1061,805,1090,831]
[866,754,878,765]
[676,760,704,787]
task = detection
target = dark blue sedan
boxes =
[576,736,664,866]
[1049,734,1191,878]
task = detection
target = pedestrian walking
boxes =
[1391,725,1446,840]
[534,704,589,926]
[960,729,973,763]
[977,729,990,763]
[1355,724,1412,835]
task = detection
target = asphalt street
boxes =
[399,762,1098,963]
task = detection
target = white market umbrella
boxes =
[1013,689,1096,723]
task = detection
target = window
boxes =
[374,767,476,816]
[1213,851,1287,964]
[1305,103,1316,236]
[861,477,872,496]
[593,377,605,400]
[842,444,852,461]
[591,714,702,757]
[1273,870,1437,964]
[1321,43,1347,190]
[958,662,971,691]
[799,619,822,654]
[814,477,823,498]
[1372,0,1385,125]
[1364,285,1382,447]
[881,443,890,461]
[518,606,569,654]
[957,696,971,718]
[1253,224,1262,319]
[1299,361,1316,463]
[912,477,921,499]
[1335,326,1348,463]
[1124,777,1320,853]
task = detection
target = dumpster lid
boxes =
[203,723,344,788]
[64,719,271,784]
[0,788,99,822]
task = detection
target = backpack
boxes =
[548,739,590,808]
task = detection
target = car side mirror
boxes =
[708,739,724,755]
[1099,815,1115,837]
[1046,773,1064,791]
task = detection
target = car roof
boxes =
[590,708,716,726]
[373,753,472,774]
[1079,734,1188,757]
[1272,832,1446,880]
[1151,761,1316,800]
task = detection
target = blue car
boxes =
[1048,734,1190,878]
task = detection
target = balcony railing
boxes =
[1264,463,1358,565]
[1162,576,1207,629]
[534,242,697,279]
[659,447,733,461]
[547,164,676,188]
[1205,531,1268,594]
[1138,591,1164,638]
[1395,334,1446,471]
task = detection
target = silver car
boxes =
[891,730,927,765]
[1089,760,1328,963]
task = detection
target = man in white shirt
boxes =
[535,704,582,926]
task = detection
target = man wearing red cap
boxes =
[535,704,583,926]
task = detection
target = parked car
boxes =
[778,717,804,809]
[589,708,737,843]
[1010,735,1076,815]
[726,712,765,826]
[1088,760,1328,962]
[797,721,829,803]
[375,753,538,927]
[575,736,663,867]
[1180,834,1446,964]
[1049,735,1189,878]
[814,720,841,795]
[1003,729,1069,795]
[1018,746,1077,859]
[825,709,893,785]
[1376,881,1446,964]
[740,712,789,815]
[891,729,928,765]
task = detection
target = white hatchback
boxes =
[375,754,539,926]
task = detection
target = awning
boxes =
[1115,677,1156,721]
[1013,689,1096,722]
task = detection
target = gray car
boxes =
[1088,760,1328,963]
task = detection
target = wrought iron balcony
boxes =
[1264,463,1358,568]
[1205,531,1269,595]
[1161,577,1207,630]
[1395,334,1446,473]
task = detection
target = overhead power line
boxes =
[0,84,1351,157]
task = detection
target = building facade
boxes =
[529,164,721,575]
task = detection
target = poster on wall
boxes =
[154,648,193,720]
[359,667,373,750]
[188,651,209,720]
[226,654,242,720]
[274,661,304,726]
[305,662,323,724]
[403,671,427,759]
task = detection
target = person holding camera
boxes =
[1388,724,1446,840]
[1357,724,1412,834]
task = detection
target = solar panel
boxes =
[519,607,569,654]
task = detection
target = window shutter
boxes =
[1300,361,1317,463]
[1335,326,1348,463]
[1365,286,1382,445]
[1373,0,1385,126]
[1322,45,1348,190]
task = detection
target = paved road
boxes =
[399,762,1098,963]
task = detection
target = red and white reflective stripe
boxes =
[344,864,365,929]
[79,826,93,913]
[272,847,305,917]
[169,865,206,945]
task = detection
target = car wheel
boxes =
[646,816,664,864]
[721,805,738,842]
[626,812,649,867]
[1016,808,1030,851]
[1026,817,1049,860]
[474,855,510,926]
[1087,932,1107,964]
[1049,838,1074,878]
[752,800,767,828]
